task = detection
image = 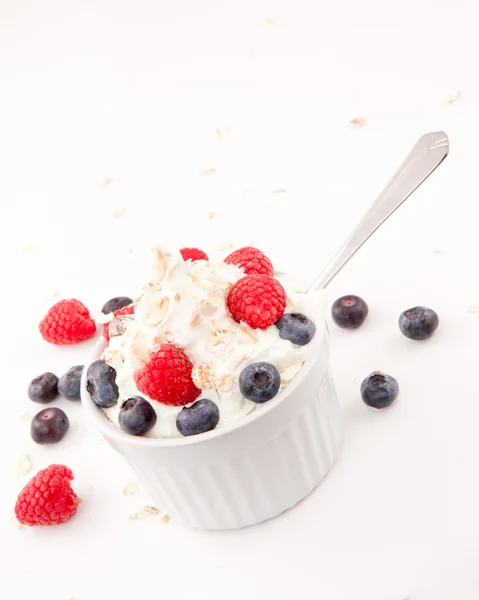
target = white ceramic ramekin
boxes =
[81,327,342,530]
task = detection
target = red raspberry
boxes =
[103,304,135,343]
[134,344,201,406]
[227,275,287,330]
[224,246,274,276]
[39,299,96,345]
[15,464,78,527]
[180,247,209,262]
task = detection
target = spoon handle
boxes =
[307,131,449,292]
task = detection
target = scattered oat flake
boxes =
[192,363,214,389]
[271,188,287,194]
[161,514,170,524]
[123,480,139,496]
[434,249,443,255]
[77,497,83,504]
[174,292,181,302]
[129,506,160,520]
[199,168,216,177]
[112,205,127,219]
[445,90,461,104]
[241,326,259,343]
[19,412,31,422]
[208,211,216,220]
[190,312,202,327]
[214,126,230,139]
[264,17,277,26]
[15,455,31,476]
[102,176,113,186]
[44,288,60,301]
[218,241,234,252]
[350,117,367,128]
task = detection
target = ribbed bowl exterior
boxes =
[82,333,342,530]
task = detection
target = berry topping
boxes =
[103,305,135,342]
[39,299,96,345]
[239,362,281,403]
[399,306,439,340]
[176,399,220,437]
[180,247,209,262]
[331,295,369,329]
[134,344,200,406]
[224,246,274,276]
[227,275,287,330]
[118,397,157,436]
[28,372,59,404]
[57,365,84,401]
[102,296,133,314]
[276,313,316,346]
[31,408,69,444]
[86,360,119,408]
[15,464,78,526]
[361,372,399,409]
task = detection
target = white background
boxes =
[1,0,479,599]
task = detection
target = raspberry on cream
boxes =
[100,246,326,438]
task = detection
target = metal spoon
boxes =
[308,131,449,292]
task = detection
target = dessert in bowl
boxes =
[81,246,341,529]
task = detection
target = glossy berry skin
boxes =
[331,295,369,329]
[101,296,133,314]
[118,397,157,436]
[86,360,119,408]
[28,372,59,404]
[176,399,220,437]
[57,366,84,401]
[399,306,439,340]
[227,275,287,330]
[31,408,70,444]
[239,362,281,403]
[134,344,200,406]
[276,313,316,346]
[15,464,78,526]
[180,247,209,262]
[361,373,399,409]
[224,246,274,276]
[39,299,96,345]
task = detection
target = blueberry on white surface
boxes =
[86,360,119,408]
[28,372,59,404]
[361,373,399,409]
[276,313,316,346]
[399,306,439,340]
[239,362,281,403]
[58,365,84,401]
[119,397,157,436]
[331,295,369,329]
[31,407,69,444]
[176,399,220,437]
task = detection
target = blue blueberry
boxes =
[31,407,69,444]
[119,397,157,436]
[86,360,119,408]
[331,295,369,329]
[276,313,316,346]
[361,372,399,409]
[58,365,84,401]
[176,399,220,437]
[399,306,439,340]
[239,362,280,403]
[101,296,133,314]
[28,372,59,404]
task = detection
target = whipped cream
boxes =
[101,247,326,438]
